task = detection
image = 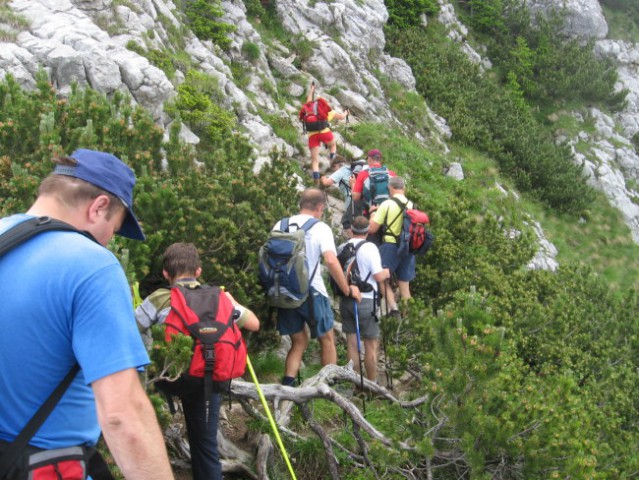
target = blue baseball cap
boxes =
[53,149,145,240]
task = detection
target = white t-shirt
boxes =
[349,238,384,299]
[274,214,336,297]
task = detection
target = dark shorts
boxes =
[379,242,416,282]
[340,297,379,339]
[308,131,334,149]
[277,288,334,339]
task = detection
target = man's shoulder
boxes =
[309,219,331,236]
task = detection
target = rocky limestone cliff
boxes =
[525,0,639,243]
[2,0,448,171]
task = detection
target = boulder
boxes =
[526,0,608,40]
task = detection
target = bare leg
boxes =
[318,328,337,365]
[398,280,411,301]
[346,334,360,373]
[284,329,309,378]
[382,279,397,311]
[363,338,379,382]
[328,138,337,158]
[310,146,321,185]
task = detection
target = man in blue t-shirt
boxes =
[0,150,173,479]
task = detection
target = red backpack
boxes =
[299,97,331,132]
[163,285,247,400]
[389,198,435,257]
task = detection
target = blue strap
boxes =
[300,217,320,232]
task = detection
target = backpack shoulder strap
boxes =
[280,217,290,232]
[351,240,373,284]
[300,217,320,232]
[0,217,98,476]
[381,197,408,241]
[353,239,370,253]
[0,216,96,258]
[390,196,408,212]
[0,364,80,478]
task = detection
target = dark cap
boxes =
[367,149,382,159]
[54,149,145,240]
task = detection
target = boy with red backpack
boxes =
[135,243,259,480]
[299,82,349,185]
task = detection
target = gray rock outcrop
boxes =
[6,0,174,120]
[570,108,639,243]
[595,40,639,138]
[526,0,608,40]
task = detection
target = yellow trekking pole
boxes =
[246,355,297,480]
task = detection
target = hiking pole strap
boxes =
[0,363,80,479]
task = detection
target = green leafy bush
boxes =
[385,0,439,29]
[242,41,261,62]
[165,70,237,148]
[182,0,236,50]
[459,0,627,110]
[386,25,596,213]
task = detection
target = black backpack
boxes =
[329,240,374,296]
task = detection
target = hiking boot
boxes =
[388,309,401,320]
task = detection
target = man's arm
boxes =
[331,110,349,121]
[93,369,173,480]
[323,250,362,301]
[369,218,381,234]
[320,175,335,187]
[225,291,260,331]
[373,268,390,283]
[306,83,315,103]
[351,171,367,201]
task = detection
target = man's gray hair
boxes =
[389,176,405,190]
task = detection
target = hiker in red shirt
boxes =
[300,82,349,186]
[351,149,396,217]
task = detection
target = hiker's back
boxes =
[160,284,247,395]
[363,166,390,211]
[259,215,328,308]
[330,239,376,297]
[0,215,140,449]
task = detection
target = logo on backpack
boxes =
[258,217,320,309]
[329,240,374,296]
[389,198,434,257]
[299,98,331,133]
[161,285,247,396]
[363,166,390,210]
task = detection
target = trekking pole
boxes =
[353,301,366,414]
[246,355,298,480]
[382,280,394,390]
